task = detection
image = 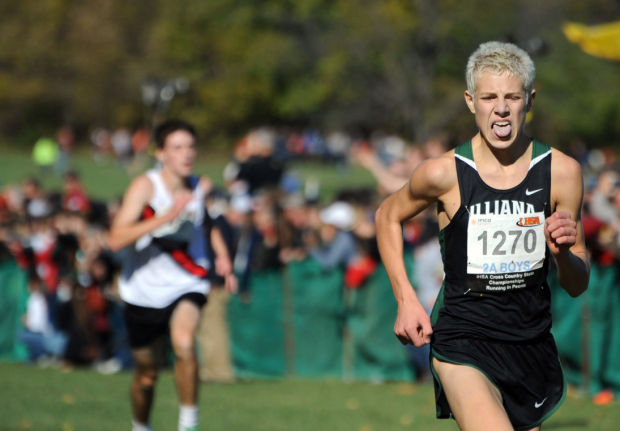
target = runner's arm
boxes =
[547,151,590,297]
[107,176,191,251]
[375,155,455,346]
[210,226,238,293]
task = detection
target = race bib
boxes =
[466,212,546,292]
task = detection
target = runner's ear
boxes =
[464,90,476,114]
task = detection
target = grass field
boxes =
[0,150,376,203]
[1,362,617,431]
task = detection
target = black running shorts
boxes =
[124,292,207,349]
[430,333,565,430]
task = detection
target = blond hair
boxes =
[466,41,536,101]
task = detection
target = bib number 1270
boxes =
[476,229,537,256]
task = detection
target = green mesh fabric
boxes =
[286,258,346,378]
[224,258,620,391]
[227,269,286,378]
[550,264,620,394]
[586,264,617,394]
[600,267,620,391]
[226,260,413,381]
[347,263,414,382]
[0,260,28,361]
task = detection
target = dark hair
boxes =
[64,170,80,181]
[154,119,197,149]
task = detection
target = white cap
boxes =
[320,201,355,231]
[27,198,52,218]
[230,193,252,214]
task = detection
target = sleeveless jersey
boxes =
[119,169,211,308]
[431,140,552,343]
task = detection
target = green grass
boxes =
[1,362,617,431]
[0,150,376,202]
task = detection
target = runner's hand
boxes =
[545,210,577,256]
[394,297,433,347]
[224,273,238,294]
[165,191,193,221]
[215,255,233,277]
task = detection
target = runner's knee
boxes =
[172,334,195,360]
[135,369,158,389]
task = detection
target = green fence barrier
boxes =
[550,269,585,385]
[2,247,618,392]
[228,260,413,382]
[347,264,414,382]
[551,263,620,394]
[587,264,617,394]
[227,269,286,378]
[286,258,346,378]
[0,260,28,362]
[601,271,620,391]
[225,258,619,390]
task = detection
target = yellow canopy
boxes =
[563,21,620,61]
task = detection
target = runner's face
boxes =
[158,130,196,177]
[465,71,534,150]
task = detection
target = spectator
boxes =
[91,127,112,164]
[56,125,75,175]
[309,201,358,271]
[352,141,423,195]
[21,177,51,220]
[131,126,152,173]
[111,127,133,171]
[278,193,312,264]
[224,128,284,194]
[62,171,90,215]
[18,272,67,363]
[589,169,620,228]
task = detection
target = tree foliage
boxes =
[0,0,618,148]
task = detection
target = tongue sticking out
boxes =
[493,123,512,138]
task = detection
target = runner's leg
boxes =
[130,345,159,425]
[433,357,514,431]
[169,300,202,405]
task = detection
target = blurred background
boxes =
[0,0,618,149]
[0,1,619,429]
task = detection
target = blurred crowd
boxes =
[2,125,620,383]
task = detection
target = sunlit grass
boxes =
[1,362,617,431]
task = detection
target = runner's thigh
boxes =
[169,300,201,353]
[432,357,514,431]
